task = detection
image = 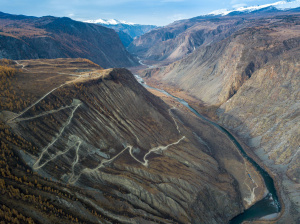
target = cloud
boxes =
[162,0,184,2]
[232,3,247,9]
[230,0,268,5]
[230,0,261,3]
[167,13,186,21]
[230,0,241,4]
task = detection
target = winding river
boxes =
[134,75,281,224]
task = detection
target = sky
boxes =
[0,0,299,26]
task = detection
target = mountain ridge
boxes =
[85,18,136,25]
[0,12,138,68]
[208,0,300,16]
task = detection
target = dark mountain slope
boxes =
[115,30,133,47]
[0,12,138,68]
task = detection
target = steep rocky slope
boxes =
[115,30,134,47]
[141,13,300,223]
[128,16,243,63]
[0,58,266,223]
[0,12,138,68]
[129,7,300,64]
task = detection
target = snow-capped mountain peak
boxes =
[84,18,135,25]
[208,0,300,16]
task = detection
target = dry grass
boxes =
[0,19,48,38]
[0,59,14,65]
[0,58,103,113]
[76,58,101,68]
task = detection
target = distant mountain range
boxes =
[84,18,136,25]
[208,0,300,16]
[128,2,300,63]
[85,19,157,47]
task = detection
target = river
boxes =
[134,75,281,224]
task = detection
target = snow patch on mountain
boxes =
[84,18,135,25]
[208,0,300,16]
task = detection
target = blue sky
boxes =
[0,0,298,25]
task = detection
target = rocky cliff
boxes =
[0,58,266,223]
[141,12,300,223]
[128,17,243,63]
[0,12,138,68]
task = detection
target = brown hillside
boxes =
[0,58,266,223]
